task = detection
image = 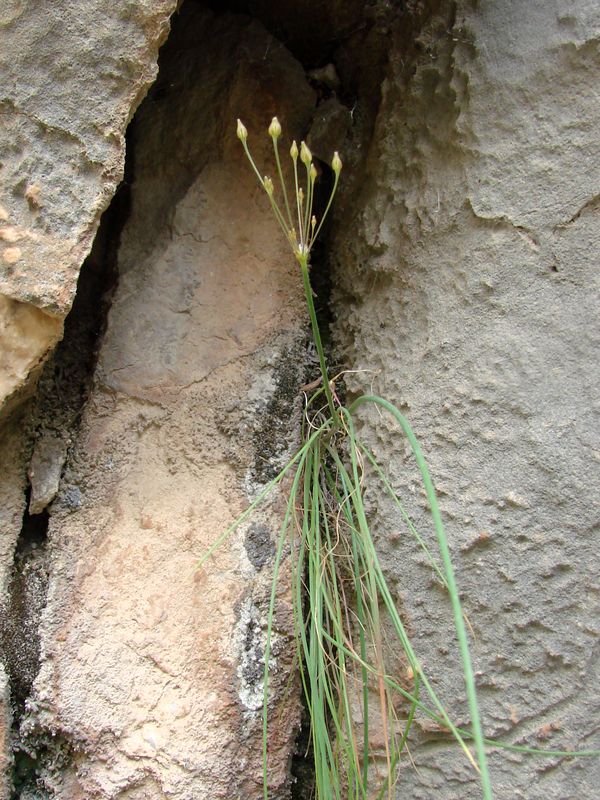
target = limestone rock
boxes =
[333,1,600,796]
[0,407,30,793]
[0,666,9,800]
[28,433,68,516]
[0,296,62,416]
[27,7,315,798]
[0,407,30,595]
[0,0,179,411]
[1,1,599,798]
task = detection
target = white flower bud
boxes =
[310,164,317,183]
[237,118,248,141]
[300,141,312,166]
[290,140,299,160]
[263,176,274,196]
[268,117,282,139]
[332,151,342,175]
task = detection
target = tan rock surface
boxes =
[0,296,62,415]
[0,0,178,411]
[28,7,315,798]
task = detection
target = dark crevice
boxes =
[2,497,50,799]
[2,500,48,713]
[198,0,366,69]
[307,162,337,354]
[290,703,316,800]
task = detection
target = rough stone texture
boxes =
[1,0,599,798]
[333,1,600,797]
[0,297,63,416]
[25,7,316,798]
[28,433,68,516]
[0,406,30,792]
[0,410,30,595]
[0,0,178,411]
[1,0,178,787]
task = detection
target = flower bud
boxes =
[300,141,312,166]
[310,164,317,183]
[268,117,282,139]
[263,176,274,196]
[311,215,317,231]
[298,187,304,206]
[332,151,342,175]
[237,118,248,141]
[290,140,299,160]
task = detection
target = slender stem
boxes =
[310,172,339,248]
[241,139,266,187]
[293,154,303,246]
[273,138,293,230]
[304,162,313,241]
[266,192,293,241]
[299,256,338,424]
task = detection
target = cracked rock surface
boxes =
[24,6,314,798]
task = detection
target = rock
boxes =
[0,666,9,800]
[0,407,30,596]
[0,296,62,416]
[28,433,68,515]
[1,1,599,798]
[307,63,341,91]
[0,407,31,795]
[333,1,600,796]
[27,6,315,798]
[0,0,179,411]
[306,97,352,165]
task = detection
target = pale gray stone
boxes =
[333,1,600,797]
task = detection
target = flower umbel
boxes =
[236,118,342,263]
[236,116,343,425]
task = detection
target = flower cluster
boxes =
[237,117,342,264]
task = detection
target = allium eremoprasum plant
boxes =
[199,118,599,800]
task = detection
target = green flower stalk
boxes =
[237,117,342,422]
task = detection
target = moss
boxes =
[250,344,306,486]
[11,727,75,800]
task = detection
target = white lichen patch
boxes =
[232,596,276,712]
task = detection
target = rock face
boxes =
[1,0,599,799]
[333,1,600,797]
[0,0,178,412]
[1,1,178,791]
[24,6,315,798]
